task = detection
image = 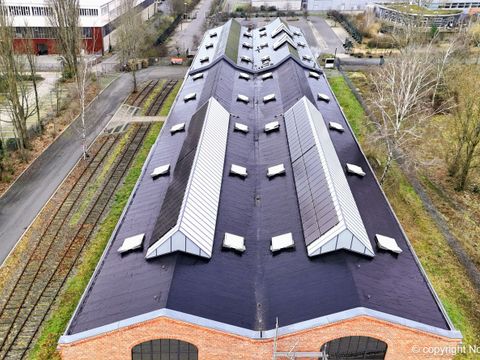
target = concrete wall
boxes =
[252,0,302,10]
[59,316,460,359]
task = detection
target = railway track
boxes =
[0,124,151,359]
[128,80,159,108]
[145,80,178,116]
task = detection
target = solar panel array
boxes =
[284,97,374,257]
[146,98,230,259]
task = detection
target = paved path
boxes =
[0,66,187,264]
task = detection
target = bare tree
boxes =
[117,0,147,93]
[368,43,444,183]
[446,66,480,191]
[48,0,80,78]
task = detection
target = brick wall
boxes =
[58,316,460,359]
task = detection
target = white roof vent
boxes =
[239,72,250,80]
[192,72,204,80]
[243,32,252,38]
[151,164,170,178]
[259,26,266,31]
[234,122,249,133]
[237,94,249,103]
[329,122,344,132]
[230,164,248,178]
[260,31,267,37]
[261,55,271,63]
[309,71,320,79]
[209,31,217,37]
[261,72,273,80]
[184,93,196,102]
[293,30,302,36]
[267,164,286,178]
[205,42,214,49]
[242,42,253,49]
[264,121,280,133]
[241,55,252,63]
[260,42,268,48]
[170,123,185,134]
[271,233,294,252]
[375,234,402,254]
[346,163,366,177]
[223,233,246,252]
[118,234,145,253]
[263,93,276,103]
[297,41,306,47]
[302,55,312,61]
[199,56,209,63]
[317,93,330,102]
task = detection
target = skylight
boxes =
[271,23,293,38]
[267,164,286,178]
[375,234,402,254]
[199,56,209,63]
[239,72,250,80]
[329,122,344,132]
[297,41,306,47]
[317,93,330,102]
[302,55,312,61]
[260,31,267,37]
[346,163,366,177]
[261,72,273,80]
[242,42,253,49]
[263,94,276,103]
[223,233,246,252]
[209,31,217,37]
[192,72,204,80]
[170,123,185,134]
[118,234,145,253]
[234,122,249,133]
[241,55,252,63]
[151,164,170,178]
[260,42,268,48]
[273,34,297,51]
[270,233,294,252]
[264,121,280,133]
[237,94,249,103]
[184,93,196,102]
[205,42,214,49]
[243,32,252,38]
[309,71,320,79]
[261,55,271,62]
[230,164,248,178]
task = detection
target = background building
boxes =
[3,0,156,54]
[58,18,461,360]
[251,0,302,11]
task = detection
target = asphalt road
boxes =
[0,66,187,264]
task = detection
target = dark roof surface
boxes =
[66,20,453,336]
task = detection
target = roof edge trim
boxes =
[59,307,462,345]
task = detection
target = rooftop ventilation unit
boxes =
[293,30,302,36]
[230,164,248,178]
[375,234,402,254]
[264,121,280,133]
[242,42,253,49]
[243,32,252,38]
[234,122,249,133]
[267,164,286,178]
[309,71,320,79]
[239,72,250,80]
[302,55,312,61]
[317,93,330,102]
[199,56,209,63]
[261,72,273,80]
[329,122,344,132]
[118,234,145,253]
[170,123,185,134]
[346,163,366,177]
[260,42,268,48]
[205,42,214,49]
[223,233,246,252]
[297,41,306,48]
[263,93,276,103]
[184,93,196,102]
[259,26,266,31]
[151,164,170,178]
[261,55,271,63]
[241,55,252,63]
[192,72,204,80]
[237,94,249,103]
[260,31,267,37]
[270,233,294,252]
[209,31,217,37]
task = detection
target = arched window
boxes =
[320,336,387,359]
[132,339,198,360]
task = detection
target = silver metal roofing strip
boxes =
[146,98,230,259]
[284,97,374,257]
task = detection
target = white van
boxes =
[324,58,335,69]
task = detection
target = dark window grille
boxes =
[132,339,198,360]
[320,336,387,359]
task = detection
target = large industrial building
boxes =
[58,18,462,359]
[3,0,156,54]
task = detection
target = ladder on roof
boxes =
[272,318,327,359]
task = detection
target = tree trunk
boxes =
[447,144,463,176]
[456,146,475,191]
[132,68,138,93]
[32,76,41,132]
[380,150,394,185]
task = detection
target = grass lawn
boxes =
[29,82,181,360]
[327,73,480,359]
